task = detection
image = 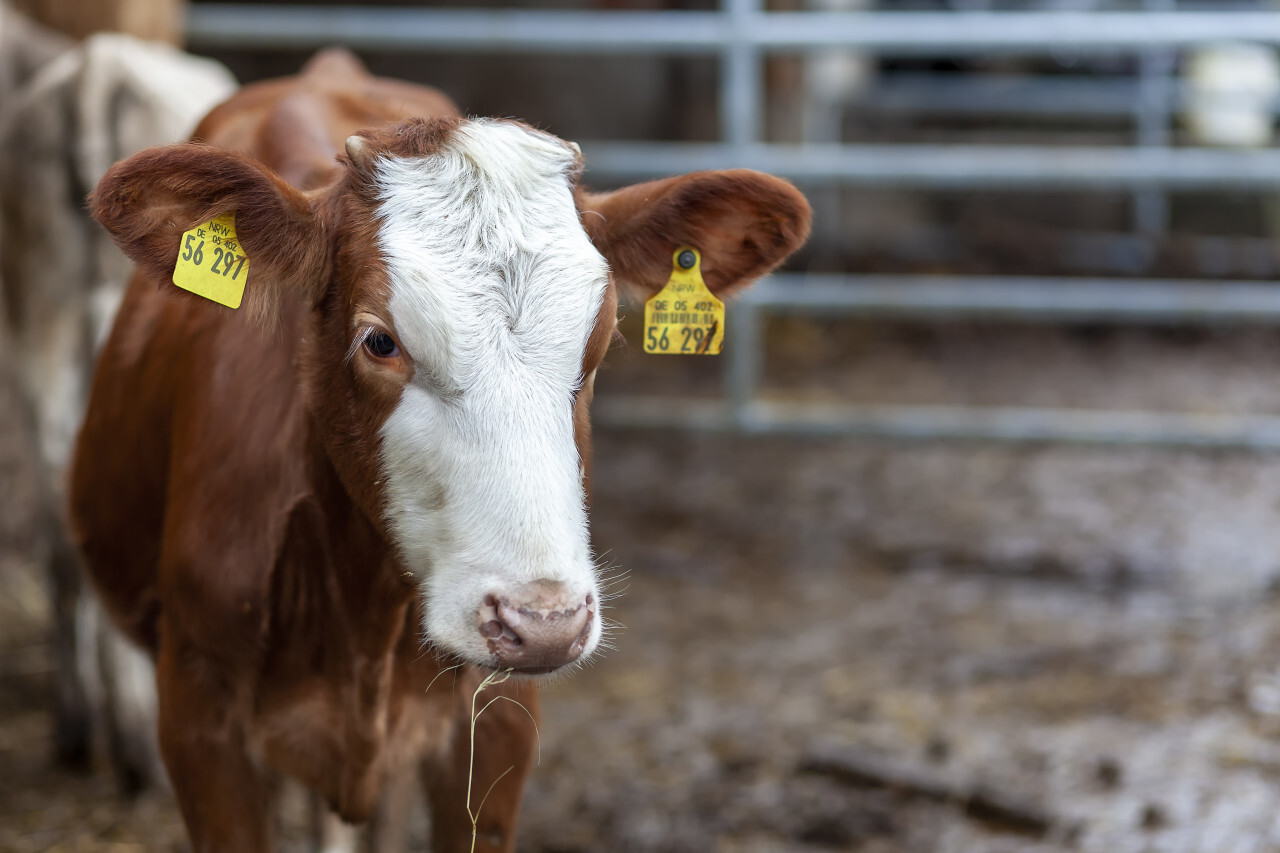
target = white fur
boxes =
[78,590,167,789]
[372,119,608,666]
[318,812,359,853]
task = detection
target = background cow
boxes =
[72,49,810,852]
[0,24,235,789]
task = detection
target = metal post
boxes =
[722,0,761,152]
[1134,0,1176,237]
[722,0,763,428]
[726,301,763,431]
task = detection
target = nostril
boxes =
[480,619,520,644]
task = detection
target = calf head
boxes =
[91,116,810,674]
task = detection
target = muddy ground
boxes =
[8,323,1280,853]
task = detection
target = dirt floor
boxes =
[8,335,1280,853]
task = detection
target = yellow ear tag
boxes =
[172,212,251,309]
[643,247,724,355]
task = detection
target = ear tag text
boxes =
[643,247,724,355]
[172,212,251,309]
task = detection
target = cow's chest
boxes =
[249,598,463,821]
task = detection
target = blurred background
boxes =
[10,0,1280,850]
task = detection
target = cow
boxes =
[0,27,235,788]
[71,48,810,852]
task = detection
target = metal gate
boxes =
[189,0,1280,448]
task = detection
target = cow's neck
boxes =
[256,424,418,816]
[295,421,415,656]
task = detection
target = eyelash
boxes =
[347,326,401,363]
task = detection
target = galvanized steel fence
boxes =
[189,1,1280,448]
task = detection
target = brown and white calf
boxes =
[71,49,809,852]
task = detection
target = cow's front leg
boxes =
[157,622,272,853]
[422,676,540,853]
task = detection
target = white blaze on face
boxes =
[371,119,609,666]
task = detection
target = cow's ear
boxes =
[89,143,328,327]
[577,169,811,302]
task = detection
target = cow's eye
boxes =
[365,331,399,359]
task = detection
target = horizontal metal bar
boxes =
[862,74,1280,119]
[745,276,1280,323]
[592,397,1280,450]
[186,7,725,52]
[581,142,1280,188]
[757,11,1280,53]
[187,7,1280,55]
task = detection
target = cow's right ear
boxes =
[90,143,328,326]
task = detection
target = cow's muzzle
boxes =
[478,580,594,673]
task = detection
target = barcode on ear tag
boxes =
[172,212,251,309]
[643,246,724,355]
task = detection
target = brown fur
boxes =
[71,49,809,852]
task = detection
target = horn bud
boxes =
[345,135,370,167]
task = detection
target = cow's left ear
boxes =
[90,142,329,327]
[577,169,811,302]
